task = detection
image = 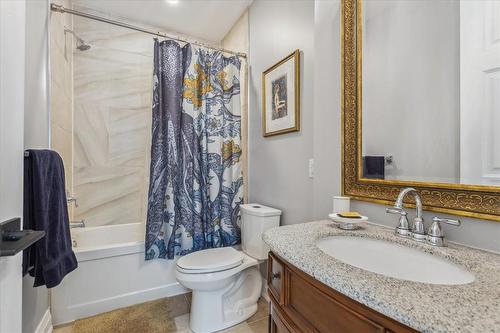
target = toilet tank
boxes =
[240,203,281,260]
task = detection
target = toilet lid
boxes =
[177,247,244,273]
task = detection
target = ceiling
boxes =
[72,0,253,43]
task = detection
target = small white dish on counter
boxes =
[328,213,368,230]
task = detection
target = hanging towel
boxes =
[362,156,385,179]
[23,149,77,288]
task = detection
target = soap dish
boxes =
[328,213,368,230]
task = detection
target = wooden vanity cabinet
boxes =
[267,252,418,333]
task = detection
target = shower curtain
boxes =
[145,39,243,260]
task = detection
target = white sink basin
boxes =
[317,236,475,285]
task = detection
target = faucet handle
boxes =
[67,195,79,208]
[386,207,405,215]
[427,216,460,247]
[386,207,411,237]
[432,216,460,226]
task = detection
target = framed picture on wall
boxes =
[262,49,300,137]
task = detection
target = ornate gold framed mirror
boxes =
[341,0,500,221]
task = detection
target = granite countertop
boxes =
[263,220,500,333]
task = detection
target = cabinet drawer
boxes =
[268,252,285,304]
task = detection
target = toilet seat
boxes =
[176,247,244,274]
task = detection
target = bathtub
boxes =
[51,223,187,325]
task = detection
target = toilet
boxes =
[175,203,281,333]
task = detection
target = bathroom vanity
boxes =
[267,252,416,333]
[264,221,500,333]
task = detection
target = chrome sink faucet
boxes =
[386,187,426,241]
[386,187,461,246]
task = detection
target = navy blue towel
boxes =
[362,156,385,179]
[23,149,77,288]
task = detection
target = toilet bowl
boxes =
[175,203,281,333]
[175,247,262,333]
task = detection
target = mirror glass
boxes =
[361,0,500,186]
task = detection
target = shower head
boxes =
[64,28,91,51]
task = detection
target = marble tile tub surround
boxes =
[72,12,153,227]
[50,0,74,218]
[263,221,500,333]
[69,5,228,227]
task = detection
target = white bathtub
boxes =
[51,223,187,325]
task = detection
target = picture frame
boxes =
[262,50,300,137]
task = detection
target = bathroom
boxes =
[0,0,499,332]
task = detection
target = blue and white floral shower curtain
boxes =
[145,39,243,260]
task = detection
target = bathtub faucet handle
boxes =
[67,194,79,208]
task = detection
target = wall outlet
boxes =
[308,158,314,178]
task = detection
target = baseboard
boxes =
[34,308,53,333]
[54,282,188,325]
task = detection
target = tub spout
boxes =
[70,220,85,228]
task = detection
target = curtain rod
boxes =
[50,3,247,58]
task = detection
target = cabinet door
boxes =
[271,301,291,333]
[287,271,385,333]
[271,314,290,333]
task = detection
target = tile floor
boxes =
[53,293,269,333]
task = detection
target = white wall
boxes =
[222,11,248,54]
[24,0,51,149]
[312,0,341,220]
[362,1,460,183]
[23,2,52,332]
[248,0,500,254]
[0,1,26,332]
[248,0,315,226]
